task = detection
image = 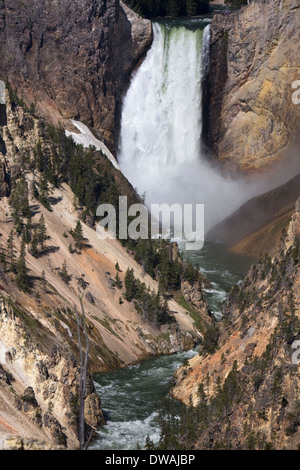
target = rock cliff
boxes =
[207,172,300,255]
[171,197,300,449]
[203,0,300,173]
[0,296,104,449]
[0,0,152,154]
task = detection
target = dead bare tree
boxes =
[74,296,93,450]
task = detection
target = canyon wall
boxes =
[171,197,300,449]
[203,0,300,173]
[0,0,152,154]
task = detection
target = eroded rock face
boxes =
[0,297,104,449]
[0,0,152,154]
[288,196,300,244]
[0,434,65,450]
[204,0,300,173]
[181,280,210,314]
[171,196,300,449]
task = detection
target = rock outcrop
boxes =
[0,297,104,449]
[181,280,211,316]
[0,0,152,154]
[171,196,300,449]
[203,0,300,173]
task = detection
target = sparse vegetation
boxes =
[124,267,173,324]
[59,260,71,284]
[70,220,85,251]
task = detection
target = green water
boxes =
[181,241,255,316]
[90,241,254,450]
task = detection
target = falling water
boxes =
[118,20,286,233]
[118,20,241,232]
[119,21,208,172]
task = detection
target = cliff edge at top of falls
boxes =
[203,0,300,174]
[0,0,152,154]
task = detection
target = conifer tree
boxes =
[31,179,39,199]
[30,229,39,258]
[24,217,32,244]
[60,260,70,284]
[167,0,180,16]
[13,213,24,236]
[34,141,44,172]
[115,271,123,289]
[0,246,6,270]
[7,230,16,273]
[186,0,198,15]
[16,240,30,292]
[71,220,85,250]
[39,175,51,210]
[10,175,31,221]
[36,214,47,253]
[125,268,136,301]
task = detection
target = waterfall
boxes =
[118,21,208,188]
[118,20,266,234]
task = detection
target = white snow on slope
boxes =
[65,120,120,170]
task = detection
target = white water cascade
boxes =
[120,22,208,173]
[117,20,274,233]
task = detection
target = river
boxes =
[90,13,257,451]
[90,242,254,450]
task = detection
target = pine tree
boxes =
[24,218,32,244]
[39,175,51,211]
[0,246,6,270]
[10,175,31,221]
[13,213,24,236]
[31,179,39,199]
[34,141,44,172]
[167,0,180,16]
[16,240,30,292]
[115,261,121,272]
[124,268,136,301]
[30,229,39,258]
[186,0,198,16]
[115,271,122,289]
[145,435,155,450]
[36,214,47,253]
[7,230,16,273]
[59,260,70,284]
[71,220,85,250]
[29,102,35,115]
[68,243,75,254]
[169,256,183,290]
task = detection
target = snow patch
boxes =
[0,80,5,104]
[65,120,120,170]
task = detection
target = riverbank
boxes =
[90,241,254,450]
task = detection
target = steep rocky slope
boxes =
[207,172,300,255]
[203,0,300,173]
[0,88,210,448]
[0,0,152,154]
[0,297,104,450]
[171,197,300,449]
